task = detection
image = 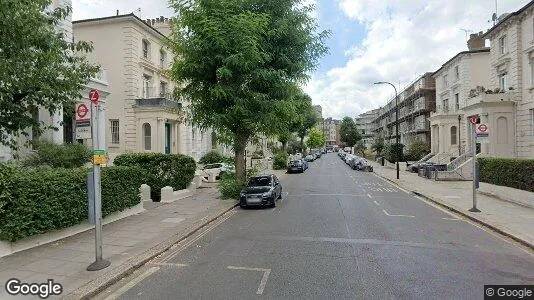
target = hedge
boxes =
[0,165,146,242]
[478,157,534,192]
[22,141,91,168]
[113,153,196,201]
[384,143,404,163]
[273,152,289,170]
[199,150,233,165]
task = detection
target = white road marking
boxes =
[382,209,415,218]
[149,262,189,267]
[104,267,160,300]
[373,200,380,206]
[442,217,460,221]
[162,210,236,262]
[289,193,366,197]
[367,194,372,198]
[227,266,272,295]
[444,196,461,199]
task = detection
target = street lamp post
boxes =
[374,81,399,179]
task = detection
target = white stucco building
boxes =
[356,109,379,149]
[73,14,213,161]
[429,33,491,162]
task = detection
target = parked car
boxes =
[287,159,308,173]
[200,163,235,180]
[305,155,315,162]
[239,174,282,208]
[345,154,355,165]
[351,157,373,172]
[294,153,303,160]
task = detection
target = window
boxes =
[443,75,448,87]
[499,36,507,54]
[530,109,534,137]
[455,66,459,80]
[110,120,120,144]
[160,49,166,67]
[142,75,151,98]
[530,59,534,86]
[143,123,151,150]
[499,73,508,91]
[450,126,457,145]
[142,39,150,59]
[160,81,167,97]
[442,99,449,112]
[455,93,460,111]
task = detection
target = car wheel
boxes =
[240,203,247,209]
[270,199,276,208]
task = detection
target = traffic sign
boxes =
[477,124,488,133]
[89,89,100,105]
[77,103,89,119]
[469,116,478,124]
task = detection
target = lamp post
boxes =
[458,115,461,156]
[374,81,399,179]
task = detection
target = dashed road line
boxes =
[373,200,380,206]
[382,209,415,218]
[367,194,372,198]
[442,217,460,221]
[227,266,272,295]
[103,266,160,300]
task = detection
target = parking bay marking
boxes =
[103,266,160,300]
[382,209,415,218]
[227,266,271,295]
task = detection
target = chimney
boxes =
[467,31,485,51]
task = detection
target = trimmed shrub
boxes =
[22,141,91,168]
[113,153,196,201]
[273,151,289,170]
[219,173,245,200]
[200,150,227,164]
[478,157,534,192]
[0,166,145,242]
[384,143,404,163]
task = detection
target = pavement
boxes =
[92,153,534,299]
[0,188,236,299]
[370,161,534,250]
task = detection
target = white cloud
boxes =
[303,0,526,119]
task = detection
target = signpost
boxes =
[87,89,110,271]
[469,116,483,213]
[75,103,91,140]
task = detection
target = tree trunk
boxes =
[234,133,248,182]
[281,141,287,151]
[299,136,304,153]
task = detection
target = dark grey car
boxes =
[239,175,282,208]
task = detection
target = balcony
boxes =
[465,92,512,108]
[135,87,181,109]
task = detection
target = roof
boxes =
[483,0,534,37]
[73,13,167,39]
[431,48,490,77]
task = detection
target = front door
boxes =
[165,123,171,154]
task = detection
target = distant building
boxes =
[320,117,340,146]
[356,109,379,149]
[313,105,322,118]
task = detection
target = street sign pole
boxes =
[87,90,110,271]
[469,122,481,212]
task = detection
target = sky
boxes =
[72,0,528,119]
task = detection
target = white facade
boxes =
[480,4,534,158]
[429,47,491,158]
[356,109,379,149]
[73,14,213,161]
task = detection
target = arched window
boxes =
[143,123,151,150]
[450,126,457,145]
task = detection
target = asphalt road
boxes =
[97,153,534,300]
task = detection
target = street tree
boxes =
[0,0,99,149]
[294,95,319,153]
[306,127,325,150]
[169,0,328,180]
[339,116,361,147]
[371,135,385,156]
[355,140,366,156]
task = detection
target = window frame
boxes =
[143,123,151,150]
[110,120,120,144]
[450,126,457,145]
[499,36,507,54]
[142,39,150,59]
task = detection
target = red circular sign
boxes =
[478,124,488,132]
[469,116,477,124]
[77,104,88,118]
[89,89,100,104]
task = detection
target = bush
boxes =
[22,141,91,168]
[478,157,534,192]
[199,150,225,164]
[0,165,145,242]
[384,143,404,163]
[273,151,289,170]
[406,140,430,161]
[113,153,196,201]
[219,173,245,200]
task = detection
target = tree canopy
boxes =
[0,0,99,149]
[339,117,361,147]
[169,0,329,180]
[306,127,325,149]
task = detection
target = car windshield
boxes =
[290,160,302,165]
[247,176,272,187]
